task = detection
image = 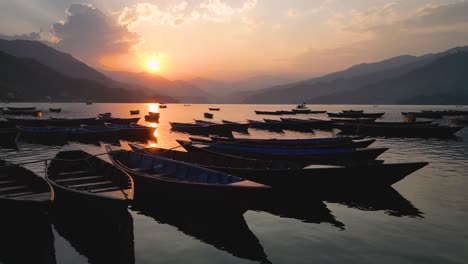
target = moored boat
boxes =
[254,110,283,115]
[131,146,428,190]
[334,122,463,138]
[178,140,387,165]
[0,128,17,146]
[49,108,62,113]
[6,106,36,111]
[145,112,160,122]
[159,104,167,108]
[0,159,54,215]
[170,122,233,137]
[401,111,444,118]
[130,110,140,115]
[246,119,284,132]
[196,135,372,148]
[46,150,133,212]
[328,112,385,118]
[1,109,41,116]
[204,112,214,119]
[209,108,220,111]
[106,146,270,203]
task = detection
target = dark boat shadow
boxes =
[131,202,270,263]
[317,187,424,218]
[249,191,345,230]
[0,214,56,264]
[51,210,135,264]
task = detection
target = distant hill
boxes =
[102,70,211,103]
[187,75,296,102]
[0,51,174,102]
[240,46,468,104]
[310,52,468,104]
[0,39,111,83]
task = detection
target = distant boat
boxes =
[6,107,37,111]
[209,108,220,111]
[184,105,191,106]
[204,112,214,119]
[85,101,93,105]
[49,108,62,113]
[145,112,160,122]
[159,104,167,108]
[130,110,140,115]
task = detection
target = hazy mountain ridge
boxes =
[0,51,175,102]
[101,70,212,103]
[309,52,468,104]
[239,46,468,104]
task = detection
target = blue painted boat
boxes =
[106,146,270,203]
[178,140,387,165]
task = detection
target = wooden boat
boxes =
[145,112,160,122]
[196,120,249,134]
[221,120,250,133]
[204,112,214,119]
[279,117,334,131]
[130,110,140,115]
[342,110,364,114]
[1,109,41,116]
[331,119,433,125]
[196,135,372,148]
[6,106,36,111]
[130,146,428,190]
[0,159,54,214]
[247,119,284,132]
[17,126,112,144]
[108,123,156,140]
[98,112,112,119]
[190,136,375,150]
[330,117,377,123]
[170,122,233,137]
[49,108,62,113]
[159,104,167,108]
[334,122,464,138]
[401,111,444,118]
[128,143,310,169]
[106,146,270,203]
[327,112,385,118]
[46,150,133,212]
[178,140,387,165]
[254,110,282,115]
[85,101,93,105]
[7,117,140,127]
[209,108,220,111]
[275,110,297,115]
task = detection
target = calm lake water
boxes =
[1,103,468,264]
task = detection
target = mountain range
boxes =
[1,38,467,104]
[239,46,468,104]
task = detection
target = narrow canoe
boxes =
[106,146,270,203]
[0,159,54,215]
[46,150,133,212]
[334,123,463,138]
[178,140,387,165]
[327,112,386,118]
[190,136,375,149]
[6,107,36,111]
[130,110,140,115]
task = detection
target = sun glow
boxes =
[146,58,160,72]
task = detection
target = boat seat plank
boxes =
[1,191,35,198]
[67,181,113,189]
[0,185,29,193]
[55,175,105,183]
[11,192,51,201]
[56,170,90,178]
[90,189,128,200]
[0,180,16,184]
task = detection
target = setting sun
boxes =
[146,59,160,72]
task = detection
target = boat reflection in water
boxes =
[52,211,135,264]
[320,187,423,218]
[250,192,345,229]
[0,216,56,264]
[132,203,270,263]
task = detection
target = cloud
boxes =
[50,3,142,63]
[293,1,468,73]
[0,32,42,41]
[118,0,257,29]
[287,0,335,18]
